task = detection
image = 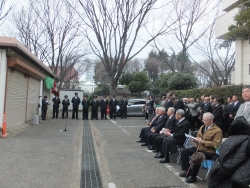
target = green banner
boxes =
[45,76,54,89]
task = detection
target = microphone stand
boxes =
[58,109,70,133]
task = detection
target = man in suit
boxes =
[62,95,70,119]
[172,97,186,113]
[235,85,250,124]
[136,108,160,143]
[142,107,168,147]
[71,92,81,119]
[179,112,223,183]
[91,96,99,120]
[109,95,119,119]
[42,96,49,120]
[52,93,61,119]
[82,95,90,120]
[223,96,233,133]
[100,95,109,120]
[152,107,177,154]
[158,109,190,163]
[199,97,212,120]
[229,95,241,123]
[164,93,173,111]
[119,95,128,119]
[212,98,224,129]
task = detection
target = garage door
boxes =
[6,68,28,131]
[26,77,40,121]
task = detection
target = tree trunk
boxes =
[110,79,118,96]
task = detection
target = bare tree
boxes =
[9,0,90,89]
[123,58,144,73]
[94,62,110,87]
[155,0,219,72]
[0,0,14,26]
[190,10,235,86]
[67,0,178,95]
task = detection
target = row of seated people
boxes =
[136,107,223,184]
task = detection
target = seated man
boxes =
[158,109,190,163]
[150,107,176,153]
[142,107,168,147]
[136,108,160,144]
[179,112,223,183]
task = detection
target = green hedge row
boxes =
[170,85,244,104]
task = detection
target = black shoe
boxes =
[141,143,148,146]
[62,117,64,119]
[101,118,103,120]
[82,118,85,120]
[136,140,143,143]
[76,118,78,120]
[152,150,160,153]
[159,157,170,163]
[91,118,93,120]
[105,118,107,120]
[179,171,188,177]
[147,146,155,150]
[96,118,98,120]
[86,119,89,120]
[154,153,164,158]
[185,176,197,183]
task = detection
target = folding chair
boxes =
[176,136,191,164]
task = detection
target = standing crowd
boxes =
[137,85,250,187]
[41,93,128,121]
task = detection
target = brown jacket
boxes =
[196,124,223,153]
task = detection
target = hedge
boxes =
[170,85,244,104]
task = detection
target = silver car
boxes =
[117,99,146,117]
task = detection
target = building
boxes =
[215,0,250,85]
[81,60,98,82]
[78,81,96,93]
[0,36,57,132]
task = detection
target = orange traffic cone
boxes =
[2,112,7,138]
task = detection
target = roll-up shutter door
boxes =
[6,68,28,131]
[26,77,40,121]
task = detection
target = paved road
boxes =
[90,116,208,188]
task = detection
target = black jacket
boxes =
[153,114,168,133]
[62,99,70,110]
[42,99,49,110]
[119,99,128,110]
[91,100,99,110]
[100,99,109,109]
[164,116,177,134]
[82,99,90,110]
[109,99,118,110]
[173,100,186,113]
[212,104,224,128]
[208,135,250,188]
[52,97,61,108]
[172,118,190,145]
[200,103,212,119]
[229,101,241,118]
[71,97,81,108]
[164,100,173,111]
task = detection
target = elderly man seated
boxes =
[179,112,223,183]
[157,109,190,163]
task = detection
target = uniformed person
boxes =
[109,95,118,119]
[120,95,128,119]
[91,95,99,120]
[62,95,70,119]
[71,92,81,119]
[100,95,109,120]
[82,95,90,120]
[42,96,49,120]
[52,93,61,119]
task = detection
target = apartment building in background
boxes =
[215,0,250,85]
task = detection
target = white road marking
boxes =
[108,182,116,188]
[110,119,131,135]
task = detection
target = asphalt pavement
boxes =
[0,114,208,188]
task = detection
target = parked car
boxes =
[117,99,146,117]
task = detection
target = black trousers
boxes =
[53,107,59,118]
[62,109,68,118]
[155,135,166,152]
[110,109,116,119]
[139,127,151,142]
[91,109,98,120]
[190,116,199,131]
[181,147,216,178]
[148,132,161,146]
[101,108,107,119]
[72,107,79,119]
[161,136,177,159]
[82,109,88,120]
[120,109,127,119]
[42,108,47,120]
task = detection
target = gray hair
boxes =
[168,107,175,114]
[203,112,214,120]
[176,109,185,117]
[159,107,166,113]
